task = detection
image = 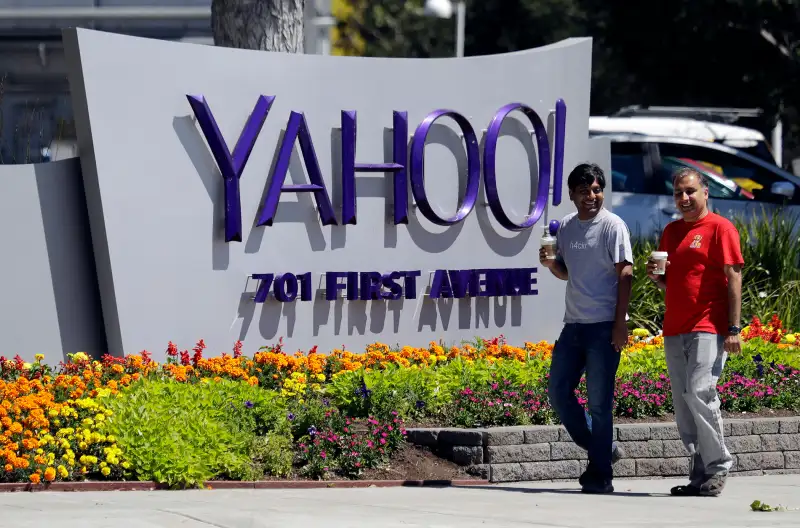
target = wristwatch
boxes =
[728,325,741,336]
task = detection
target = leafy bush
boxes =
[327,365,444,420]
[293,407,406,479]
[734,208,800,331]
[443,379,554,427]
[628,237,665,334]
[100,379,290,488]
[242,433,293,480]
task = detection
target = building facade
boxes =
[0,0,331,164]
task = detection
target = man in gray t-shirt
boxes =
[538,162,633,494]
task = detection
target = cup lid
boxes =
[651,251,668,258]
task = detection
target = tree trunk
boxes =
[212,0,305,53]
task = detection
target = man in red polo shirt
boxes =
[647,167,743,497]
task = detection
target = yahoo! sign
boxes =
[187,95,567,243]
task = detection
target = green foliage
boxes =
[750,499,796,512]
[628,237,665,334]
[291,405,406,480]
[618,346,668,376]
[100,379,290,488]
[733,208,800,331]
[241,433,294,480]
[327,365,444,420]
[326,355,554,422]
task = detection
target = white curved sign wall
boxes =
[63,28,610,358]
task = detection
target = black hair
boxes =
[567,163,606,192]
[672,167,709,188]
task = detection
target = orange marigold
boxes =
[43,467,56,482]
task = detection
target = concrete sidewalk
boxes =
[0,475,798,527]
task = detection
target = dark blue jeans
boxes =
[548,322,620,481]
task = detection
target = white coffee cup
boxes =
[650,251,668,275]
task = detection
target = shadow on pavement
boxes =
[454,484,672,498]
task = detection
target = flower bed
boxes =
[0,316,797,488]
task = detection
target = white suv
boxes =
[598,134,800,238]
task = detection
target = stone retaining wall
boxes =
[406,417,800,483]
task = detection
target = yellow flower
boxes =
[72,352,89,362]
[101,467,111,477]
[315,373,326,382]
[22,362,32,370]
[35,354,45,362]
[122,462,131,470]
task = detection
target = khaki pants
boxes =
[664,332,734,482]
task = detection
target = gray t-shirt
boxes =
[555,208,633,324]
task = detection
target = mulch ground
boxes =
[359,444,480,481]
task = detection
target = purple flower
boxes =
[244,400,254,408]
[287,412,295,421]
[308,425,318,436]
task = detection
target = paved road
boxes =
[0,475,798,527]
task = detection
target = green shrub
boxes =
[733,207,800,331]
[100,379,290,488]
[628,237,665,334]
[326,365,444,420]
[241,433,294,480]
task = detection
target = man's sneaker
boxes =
[670,483,702,496]
[579,469,614,494]
[698,473,727,497]
[581,479,614,494]
[611,442,624,464]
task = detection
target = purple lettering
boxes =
[403,271,421,300]
[430,269,453,299]
[346,271,359,300]
[448,270,473,298]
[274,273,298,302]
[190,98,568,239]
[257,111,337,227]
[252,273,275,303]
[483,100,567,231]
[381,272,405,300]
[325,272,347,301]
[359,272,383,301]
[341,111,409,225]
[409,110,481,226]
[298,272,312,301]
[187,95,275,242]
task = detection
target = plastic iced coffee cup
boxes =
[650,251,668,275]
[541,230,557,260]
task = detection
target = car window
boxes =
[652,157,744,200]
[609,143,647,193]
[657,143,797,204]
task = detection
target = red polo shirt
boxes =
[659,212,744,336]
